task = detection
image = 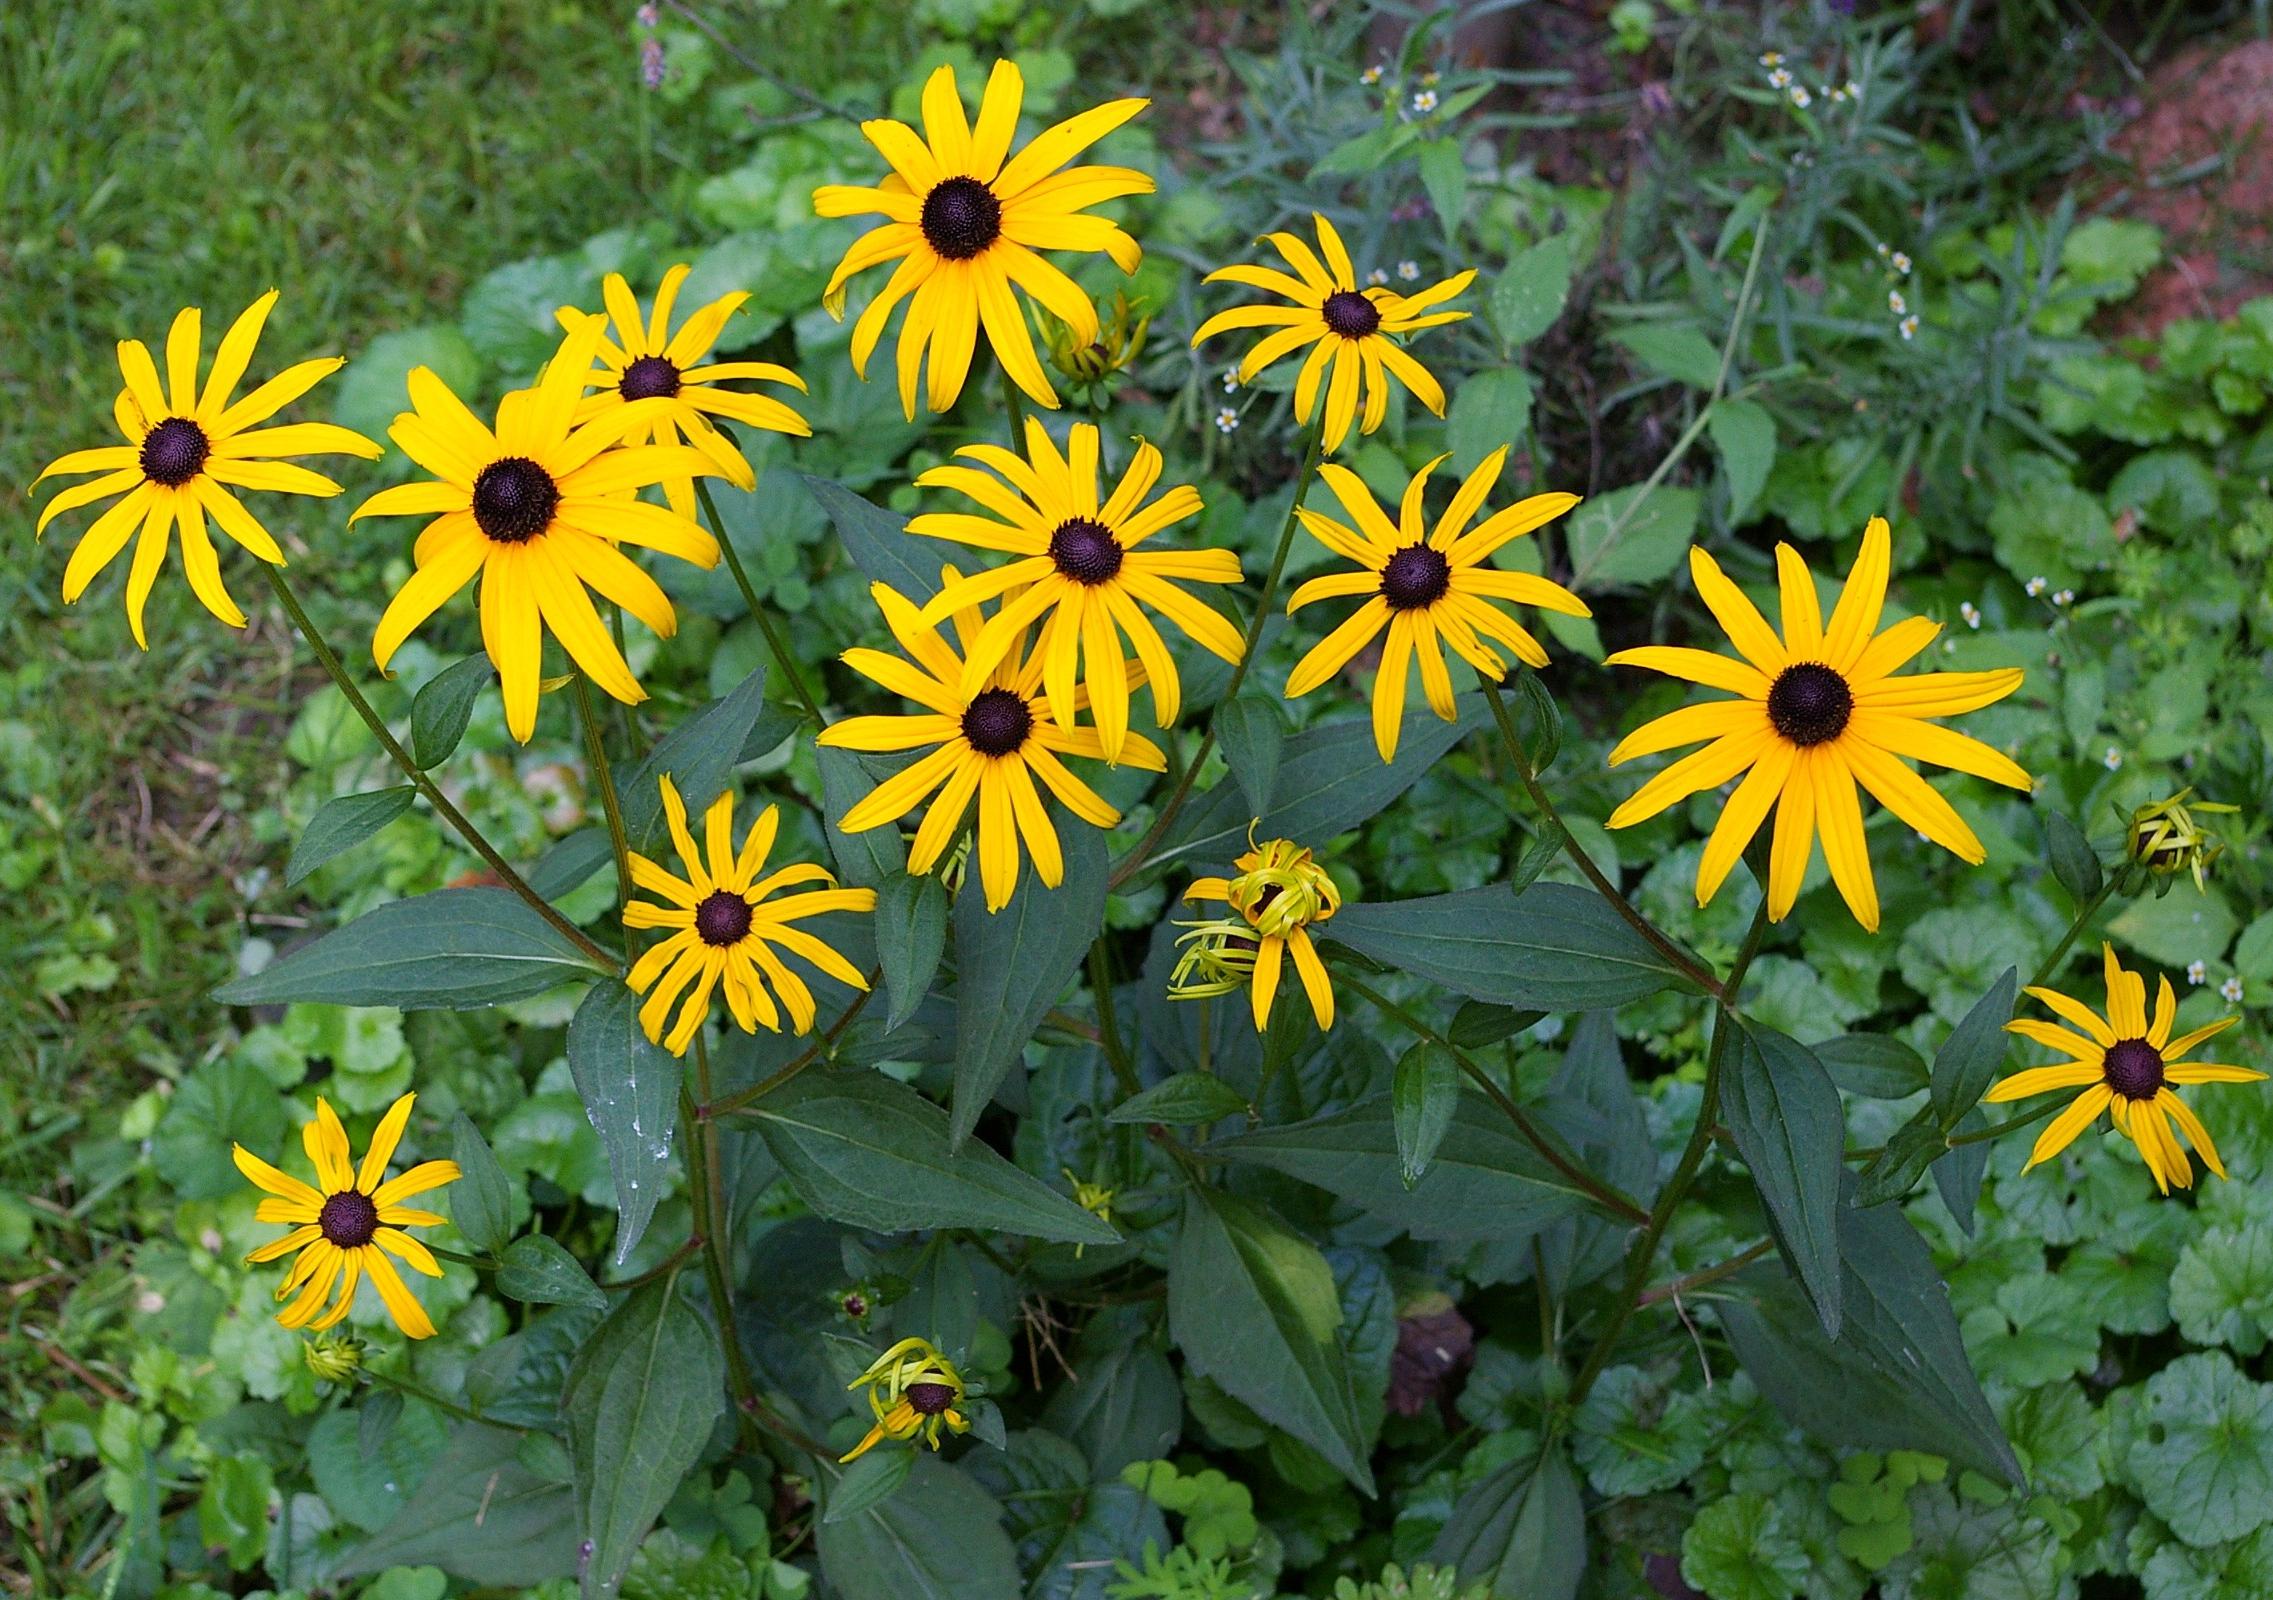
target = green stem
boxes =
[1567,895,1772,1408]
[1088,944,1142,1098]
[684,1036,767,1454]
[1000,358,1033,450]
[260,567,619,973]
[695,478,826,728]
[705,973,878,1117]
[603,1236,701,1291]
[1109,417,1326,889]
[1638,1238,1775,1306]
[424,1243,496,1269]
[362,1367,523,1431]
[1339,973,1651,1226]
[1475,671,1722,999]
[572,674,633,913]
[2029,877,2116,990]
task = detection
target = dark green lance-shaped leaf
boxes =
[1929,967,2017,1128]
[874,872,947,1030]
[1447,1002,1543,1048]
[1722,1025,1845,1338]
[447,1113,513,1258]
[1169,1187,1376,1493]
[213,888,603,1009]
[1855,1105,1946,1208]
[1205,1094,1597,1239]
[1392,1041,1460,1187]
[818,745,906,891]
[527,828,615,901]
[952,819,1106,1144]
[1719,1182,2022,1484]
[823,1449,914,1524]
[497,1235,607,1310]
[1430,1442,1586,1600]
[1514,666,1563,775]
[1106,1072,1251,1127]
[286,788,416,887]
[562,1282,726,1600]
[1157,699,1485,871]
[1933,1108,1991,1235]
[331,1424,577,1584]
[1215,696,1287,816]
[1816,1033,1930,1099]
[616,665,768,855]
[1325,884,1697,1011]
[1508,824,1563,894]
[743,1069,1117,1244]
[566,980,681,1263]
[1039,1334,1183,1475]
[803,473,942,605]
[815,1457,1019,1600]
[2044,811,2103,904]
[411,655,490,768]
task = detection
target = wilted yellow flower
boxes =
[2125,788,2237,893]
[1176,835,1342,1031]
[842,1336,972,1462]
[1991,944,2264,1193]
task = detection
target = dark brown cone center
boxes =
[1766,663,1854,746]
[1380,544,1451,610]
[962,688,1032,756]
[471,457,560,544]
[619,354,682,400]
[906,1380,958,1415]
[1048,517,1124,585]
[318,1189,379,1249]
[2104,1037,2165,1101]
[141,417,210,486]
[1321,290,1383,339]
[695,889,754,947]
[920,176,1003,261]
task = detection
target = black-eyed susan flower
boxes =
[33,292,378,644]
[1191,214,1473,453]
[1282,449,1585,762]
[559,265,810,522]
[1991,944,2265,1192]
[813,60,1151,417]
[1604,517,2031,932]
[234,1093,459,1340]
[817,574,1161,912]
[353,313,730,742]
[1172,835,1343,1031]
[908,418,1243,763]
[624,774,876,1055]
[842,1336,972,1462]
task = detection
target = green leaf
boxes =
[1610,323,1723,389]
[616,666,770,857]
[1416,137,1466,241]
[1039,1337,1184,1475]
[1489,235,1575,346]
[2127,1352,2273,1547]
[951,817,1107,1144]
[1214,696,1287,817]
[332,1424,578,1585]
[1324,883,1698,1010]
[1928,967,2016,1128]
[1574,1365,1708,1497]
[1392,1041,1460,1187]
[744,1069,1117,1244]
[410,655,490,769]
[155,1059,290,1200]
[198,1453,273,1569]
[565,981,682,1264]
[217,887,601,1008]
[818,745,907,892]
[1106,1072,1251,1127]
[1157,699,1486,871]
[814,1457,1020,1600]
[1815,1034,1929,1099]
[527,829,616,902]
[1680,1493,1813,1600]
[874,873,948,1031]
[497,1235,607,1310]
[2044,811,2103,904]
[447,1113,514,1258]
[562,1282,726,1600]
[823,1449,914,1523]
[803,474,942,605]
[1446,1002,1543,1049]
[1169,1187,1376,1493]
[1722,1026,1844,1338]
[1205,1094,1595,1239]
[286,788,417,887]
[1707,399,1776,522]
[332,326,479,446]
[1854,1106,1944,1208]
[1431,1444,1585,1600]
[1564,484,1699,590]
[2172,1223,2273,1356]
[1446,367,1534,476]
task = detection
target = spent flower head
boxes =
[1175,832,1344,1031]
[2123,788,2238,894]
[842,1337,972,1461]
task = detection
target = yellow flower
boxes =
[352,313,731,742]
[817,574,1162,912]
[1282,449,1585,761]
[813,60,1151,417]
[1991,944,2265,1192]
[1191,213,1473,453]
[841,1336,972,1461]
[1063,1168,1116,1257]
[908,418,1244,764]
[559,264,810,521]
[1604,517,2031,932]
[624,775,877,1055]
[1177,835,1342,1031]
[234,1093,459,1340]
[33,291,378,644]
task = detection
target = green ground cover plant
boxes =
[7,3,2273,1599]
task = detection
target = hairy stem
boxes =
[696,478,826,728]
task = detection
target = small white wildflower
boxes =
[1220,368,1239,393]
[1876,241,1892,258]
[1419,69,1441,87]
[2222,976,2246,1004]
[1361,63,1384,86]
[1214,406,1240,434]
[1889,289,1908,315]
[2025,575,2048,597]
[1959,601,1981,629]
[1413,89,1439,114]
[2188,960,2209,986]
[1365,267,1389,287]
[1768,67,1794,89]
[1843,79,1861,99]
[1828,83,1850,103]
[1396,260,1421,282]
[2053,588,2074,607]
[2103,746,2123,771]
[1898,314,1919,341]
[1891,250,1912,274]
[1788,85,1812,108]
[1760,50,1785,67]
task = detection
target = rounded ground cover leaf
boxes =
[2126,1352,2273,1548]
